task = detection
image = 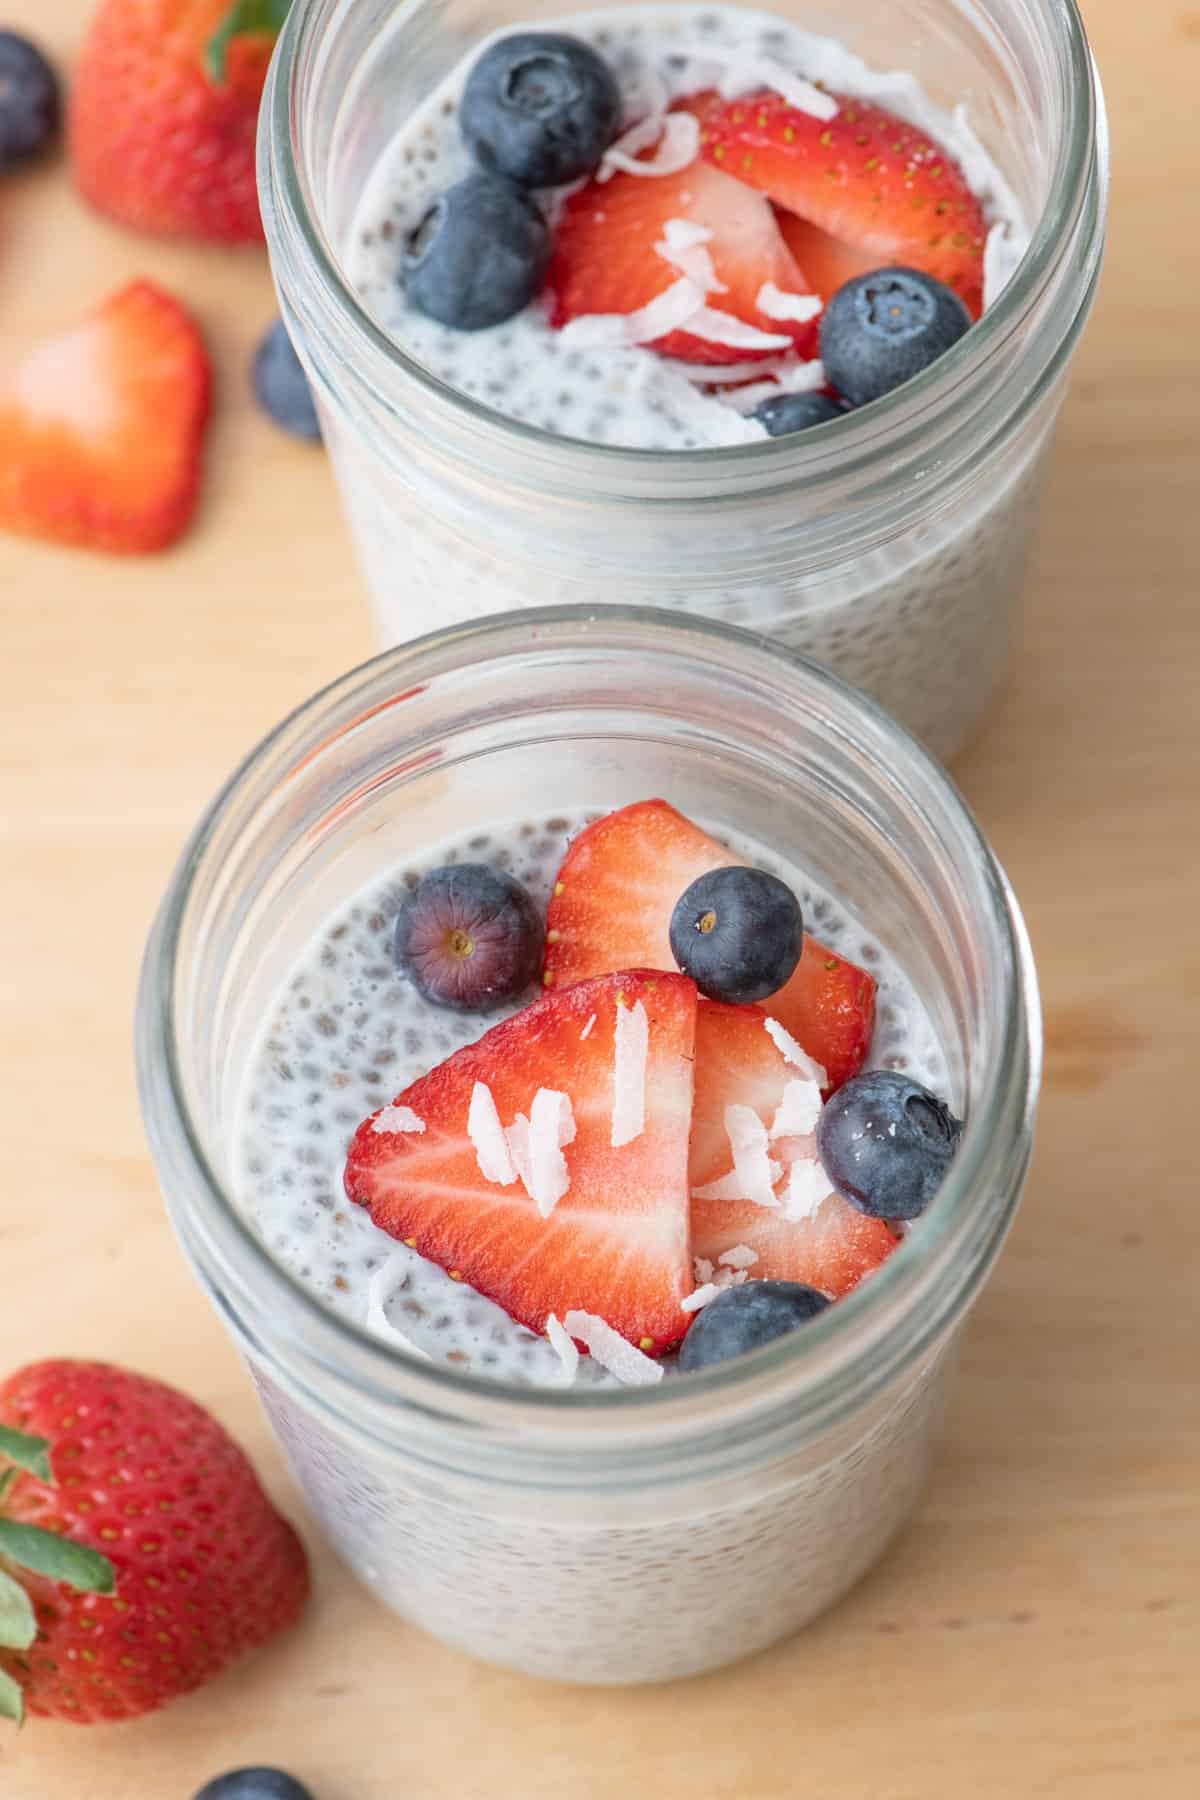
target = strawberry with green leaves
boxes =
[69,0,291,241]
[0,1361,308,1725]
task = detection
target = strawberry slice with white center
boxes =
[543,800,876,1091]
[344,970,697,1353]
[698,92,987,318]
[690,1000,898,1297]
[545,101,819,365]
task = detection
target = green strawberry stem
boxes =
[0,1426,50,1483]
[0,1668,23,1727]
[206,0,291,83]
[0,1421,117,1726]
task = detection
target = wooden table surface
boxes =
[2,0,1198,1792]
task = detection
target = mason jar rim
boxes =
[137,606,1041,1474]
[259,0,1103,487]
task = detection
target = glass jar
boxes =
[258,0,1107,763]
[137,608,1040,1684]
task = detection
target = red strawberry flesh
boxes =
[543,800,876,1090]
[344,970,698,1351]
[699,91,986,317]
[689,1000,898,1296]
[546,104,820,365]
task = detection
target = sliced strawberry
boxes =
[689,1000,898,1296]
[344,970,697,1352]
[545,117,819,365]
[543,800,876,1090]
[0,280,211,554]
[775,210,885,303]
[699,92,986,317]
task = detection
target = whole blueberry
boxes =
[405,172,550,331]
[819,268,971,406]
[753,390,844,438]
[816,1069,963,1221]
[193,1771,314,1800]
[252,320,322,443]
[679,1281,830,1373]
[394,864,544,1012]
[0,31,60,169]
[460,32,621,188]
[669,866,802,1005]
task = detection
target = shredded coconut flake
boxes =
[725,1103,785,1208]
[599,110,701,181]
[558,276,708,351]
[691,1169,751,1201]
[505,1112,534,1195]
[611,999,649,1148]
[769,1077,823,1140]
[755,282,824,324]
[656,218,727,293]
[527,1087,574,1217]
[780,1157,836,1223]
[545,1312,580,1386]
[681,306,793,352]
[693,1256,715,1285]
[713,52,839,121]
[467,1081,516,1184]
[720,358,829,414]
[371,1104,425,1135]
[681,1282,723,1313]
[563,1311,664,1386]
[365,1255,431,1359]
[764,1016,829,1088]
[580,1013,597,1042]
[718,1245,760,1270]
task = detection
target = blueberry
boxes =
[668,866,802,1005]
[460,32,620,188]
[816,1069,963,1221]
[679,1281,830,1372]
[819,268,972,406]
[0,32,60,169]
[752,391,844,438]
[393,864,544,1012]
[193,1771,314,1800]
[405,172,550,331]
[252,320,322,443]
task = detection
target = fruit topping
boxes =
[0,1360,308,1724]
[404,171,551,331]
[546,151,820,364]
[819,266,971,405]
[69,0,285,242]
[0,280,211,554]
[752,389,843,437]
[697,91,987,316]
[543,799,876,1089]
[669,865,803,1003]
[194,1774,315,1800]
[252,319,322,443]
[689,1000,898,1296]
[344,971,697,1351]
[677,1280,830,1372]
[460,31,621,188]
[0,31,60,169]
[816,1069,963,1220]
[393,863,543,1012]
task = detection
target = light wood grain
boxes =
[2,0,1199,1792]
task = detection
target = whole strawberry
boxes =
[0,1361,309,1725]
[68,0,289,241]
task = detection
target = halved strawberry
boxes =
[344,970,697,1352]
[699,92,986,317]
[545,112,819,365]
[543,800,876,1090]
[689,1000,898,1296]
[0,280,211,553]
